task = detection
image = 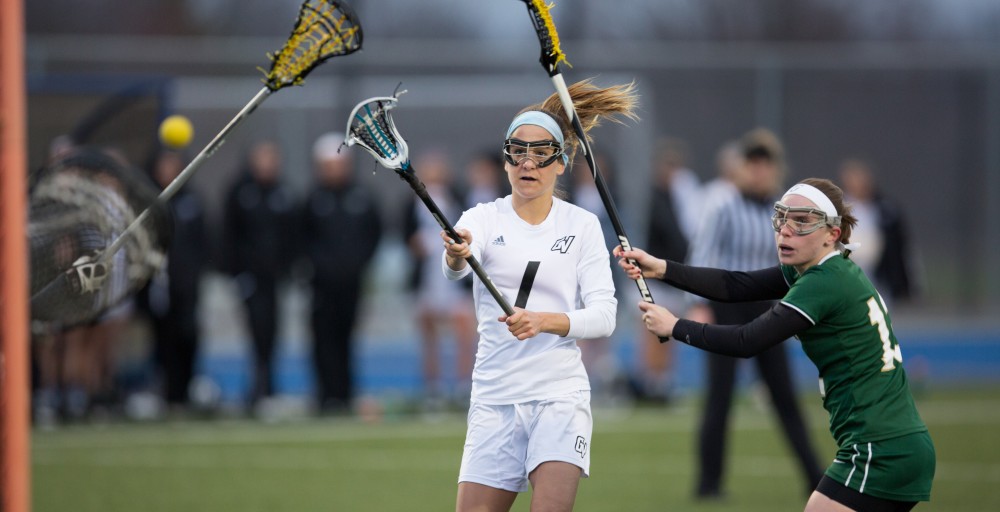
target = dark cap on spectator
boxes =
[740,127,784,163]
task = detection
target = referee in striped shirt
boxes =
[686,128,824,500]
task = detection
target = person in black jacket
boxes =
[222,140,297,408]
[300,133,382,414]
[142,148,208,409]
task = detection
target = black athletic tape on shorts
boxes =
[514,261,541,309]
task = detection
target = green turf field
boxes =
[32,387,1000,511]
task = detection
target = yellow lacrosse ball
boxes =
[159,115,194,149]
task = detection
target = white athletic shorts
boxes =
[457,390,592,492]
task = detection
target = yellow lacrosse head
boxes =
[263,0,363,91]
[524,0,571,73]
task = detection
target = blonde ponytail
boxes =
[520,79,639,166]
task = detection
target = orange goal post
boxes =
[1,0,31,510]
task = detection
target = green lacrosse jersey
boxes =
[780,252,927,449]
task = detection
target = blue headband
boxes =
[506,111,569,164]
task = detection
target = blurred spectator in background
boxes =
[32,136,80,425]
[300,133,382,415]
[463,150,509,209]
[138,148,207,413]
[222,139,296,412]
[633,137,701,405]
[686,128,824,500]
[63,146,142,421]
[404,149,475,410]
[699,140,744,225]
[838,158,919,305]
[34,142,138,422]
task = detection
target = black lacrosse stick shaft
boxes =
[568,103,657,314]
[519,0,658,340]
[567,113,653,303]
[396,167,515,316]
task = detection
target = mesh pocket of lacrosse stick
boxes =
[263,0,363,91]
[28,148,172,330]
[344,90,411,171]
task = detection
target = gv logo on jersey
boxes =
[574,436,588,458]
[550,235,575,253]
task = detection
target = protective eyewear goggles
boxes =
[771,202,841,236]
[502,138,564,168]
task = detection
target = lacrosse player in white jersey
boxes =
[442,80,638,512]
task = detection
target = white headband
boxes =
[506,111,563,142]
[782,183,839,219]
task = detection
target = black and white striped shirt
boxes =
[687,190,778,303]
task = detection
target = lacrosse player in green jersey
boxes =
[615,178,934,512]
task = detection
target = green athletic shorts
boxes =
[825,431,935,502]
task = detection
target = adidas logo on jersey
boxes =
[492,235,506,246]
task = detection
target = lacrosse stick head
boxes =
[344,91,411,172]
[28,147,171,329]
[520,0,570,75]
[263,0,363,91]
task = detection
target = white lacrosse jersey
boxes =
[442,195,617,404]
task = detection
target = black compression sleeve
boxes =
[663,261,789,302]
[669,303,812,358]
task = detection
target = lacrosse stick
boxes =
[518,0,656,310]
[345,90,515,316]
[30,0,362,322]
